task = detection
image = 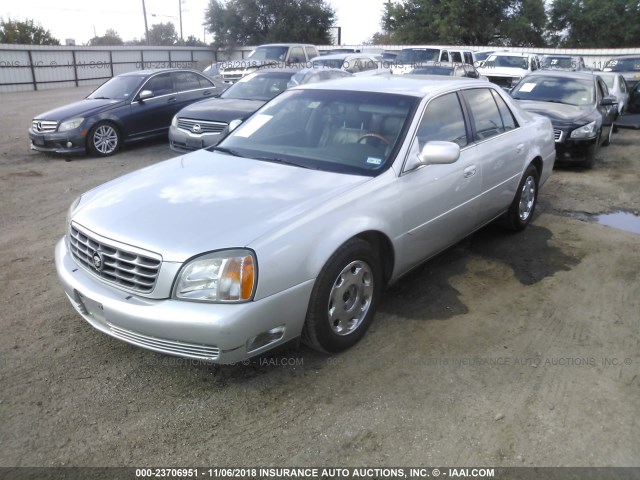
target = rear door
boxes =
[460,88,525,223]
[171,71,216,111]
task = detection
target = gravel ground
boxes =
[0,86,639,469]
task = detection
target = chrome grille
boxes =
[177,118,227,135]
[31,120,58,133]
[69,224,162,294]
[108,323,220,360]
[554,129,564,142]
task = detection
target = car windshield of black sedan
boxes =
[604,57,640,72]
[88,76,144,100]
[216,89,417,176]
[220,72,292,102]
[411,66,454,76]
[511,76,595,107]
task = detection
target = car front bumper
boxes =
[28,128,86,154]
[168,125,227,153]
[55,237,314,364]
[554,131,598,161]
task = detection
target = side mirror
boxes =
[418,141,460,165]
[138,90,153,102]
[601,95,618,106]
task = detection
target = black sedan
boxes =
[29,69,224,157]
[511,71,618,169]
[168,68,351,152]
[409,61,483,79]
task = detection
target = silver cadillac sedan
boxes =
[55,76,556,364]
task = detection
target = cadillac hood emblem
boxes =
[92,251,103,271]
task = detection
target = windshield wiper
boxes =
[211,146,246,157]
[254,156,312,169]
[90,96,111,100]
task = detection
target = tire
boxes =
[582,133,599,169]
[602,123,613,147]
[87,122,121,157]
[500,164,539,232]
[302,238,382,354]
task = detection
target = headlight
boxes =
[171,114,178,128]
[570,121,597,139]
[174,249,256,303]
[66,195,82,226]
[59,117,84,132]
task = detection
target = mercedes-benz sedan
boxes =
[29,69,223,157]
[56,76,555,364]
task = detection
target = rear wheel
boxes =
[500,164,539,231]
[302,238,382,353]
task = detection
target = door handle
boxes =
[203,90,212,96]
[463,166,477,178]
[168,97,177,103]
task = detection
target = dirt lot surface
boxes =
[1,86,639,469]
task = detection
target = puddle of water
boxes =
[594,211,640,235]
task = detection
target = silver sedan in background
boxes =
[56,76,555,364]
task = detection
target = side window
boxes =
[597,79,608,98]
[491,90,517,131]
[619,76,627,94]
[143,73,174,97]
[172,72,203,92]
[305,47,319,60]
[450,51,462,63]
[440,51,449,62]
[530,57,537,71]
[416,92,468,148]
[288,47,305,63]
[464,52,474,64]
[464,88,506,140]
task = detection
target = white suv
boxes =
[478,52,542,89]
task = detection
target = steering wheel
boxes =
[357,133,390,145]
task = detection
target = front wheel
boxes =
[87,122,121,157]
[500,164,539,231]
[302,238,382,353]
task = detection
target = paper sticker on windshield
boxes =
[308,101,321,109]
[235,114,272,137]
[367,157,382,165]
[519,83,537,93]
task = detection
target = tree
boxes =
[88,29,124,46]
[183,35,206,46]
[547,0,640,47]
[204,0,335,48]
[147,22,179,46]
[382,0,547,47]
[0,17,60,45]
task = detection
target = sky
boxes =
[5,0,388,46]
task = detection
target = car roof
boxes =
[606,55,640,60]
[293,74,487,97]
[313,53,377,61]
[120,68,198,77]
[257,43,316,47]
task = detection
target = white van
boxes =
[391,47,474,74]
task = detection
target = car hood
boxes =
[72,149,370,262]
[516,100,594,126]
[176,98,265,122]
[34,98,124,121]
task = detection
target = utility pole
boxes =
[142,0,150,45]
[179,0,184,42]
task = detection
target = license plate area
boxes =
[33,137,45,146]
[186,137,203,149]
[74,289,106,323]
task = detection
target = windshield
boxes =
[221,72,293,101]
[247,46,289,61]
[312,58,347,69]
[485,55,529,70]
[511,75,595,107]
[396,49,440,64]
[543,57,575,69]
[217,89,418,176]
[604,57,640,72]
[411,66,454,76]
[88,76,144,100]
